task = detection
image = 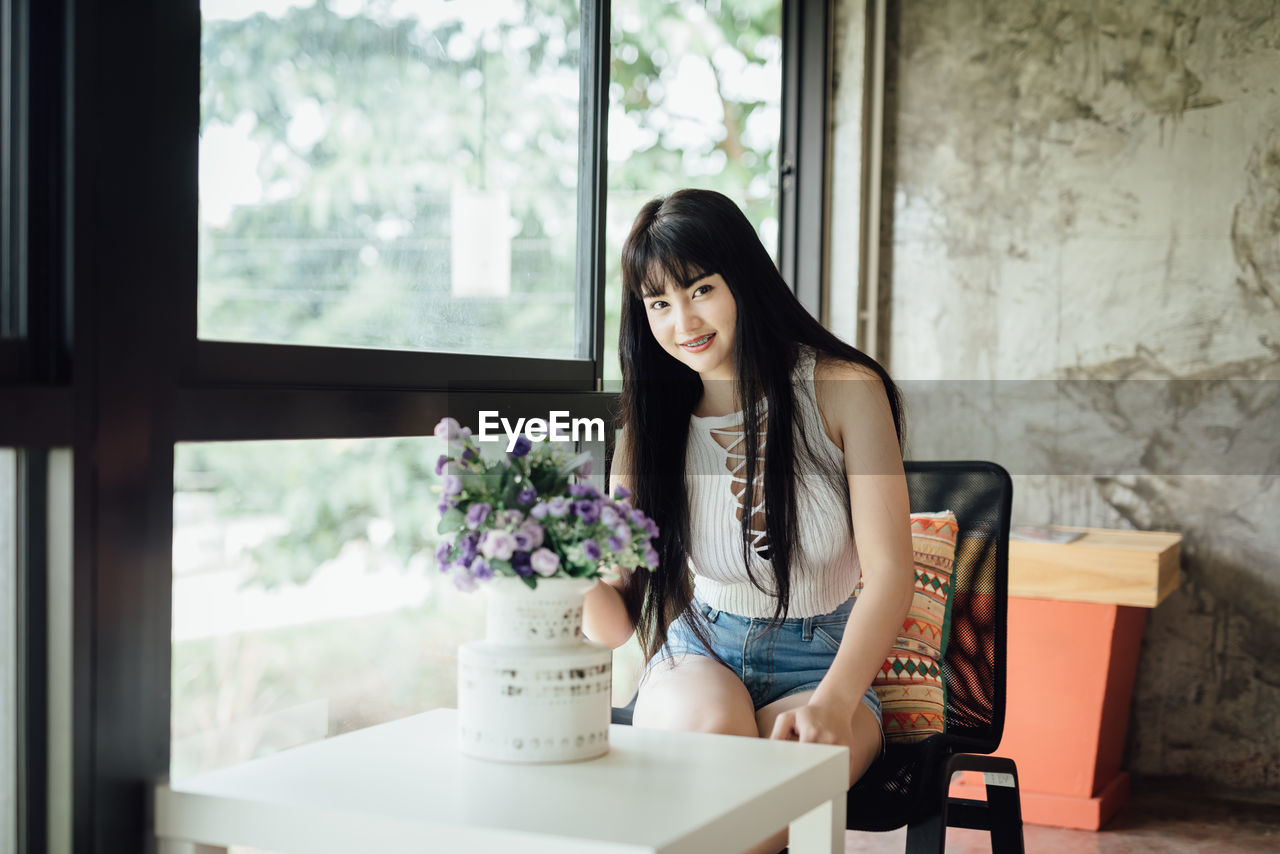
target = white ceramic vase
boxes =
[457,576,612,763]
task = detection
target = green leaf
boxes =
[437,508,465,534]
[490,558,512,575]
[521,574,537,590]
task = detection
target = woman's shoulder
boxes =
[809,347,881,385]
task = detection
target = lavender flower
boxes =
[583,539,602,562]
[643,545,660,569]
[443,474,463,497]
[480,529,516,561]
[459,532,480,564]
[511,551,533,577]
[499,509,524,528]
[433,417,462,442]
[513,521,545,550]
[471,558,494,581]
[574,500,601,525]
[607,535,625,552]
[508,435,533,458]
[612,523,631,543]
[517,486,537,505]
[461,447,478,462]
[434,539,453,563]
[435,454,449,476]
[530,501,550,519]
[453,570,478,592]
[530,547,560,577]
[569,482,600,499]
[613,485,631,500]
[546,496,571,517]
[600,505,620,528]
[643,518,659,537]
[465,502,492,529]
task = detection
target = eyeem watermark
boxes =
[477,410,606,453]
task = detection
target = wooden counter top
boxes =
[1008,527,1182,608]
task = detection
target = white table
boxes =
[155,708,849,854]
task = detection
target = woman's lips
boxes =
[680,333,715,353]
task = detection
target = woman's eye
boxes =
[693,284,712,297]
[648,300,668,310]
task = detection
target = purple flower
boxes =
[583,539,602,562]
[434,540,453,563]
[613,485,631,500]
[499,509,524,528]
[578,457,593,477]
[530,501,550,519]
[443,474,463,497]
[461,447,478,462]
[513,521,545,550]
[546,496,570,517]
[631,507,648,526]
[508,435,533,458]
[437,500,452,515]
[511,551,533,577]
[600,505,620,528]
[530,547,560,577]
[574,500,601,525]
[465,502,492,529]
[644,519,659,538]
[643,546,659,569]
[459,532,480,564]
[612,523,631,543]
[607,535,625,552]
[471,558,494,581]
[569,482,600,499]
[434,417,462,442]
[517,486,537,505]
[480,529,517,561]
[435,454,450,476]
[453,570,478,592]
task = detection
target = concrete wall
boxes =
[833,0,1280,787]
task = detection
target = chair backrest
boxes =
[905,460,1013,754]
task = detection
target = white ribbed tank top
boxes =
[685,346,861,618]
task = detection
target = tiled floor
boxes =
[842,778,1280,853]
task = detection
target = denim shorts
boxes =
[641,596,883,732]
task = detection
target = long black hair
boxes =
[617,188,905,663]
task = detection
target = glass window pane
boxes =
[0,449,15,854]
[199,1,582,358]
[604,0,783,384]
[171,437,485,779]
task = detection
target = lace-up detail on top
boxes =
[684,347,863,619]
[708,415,770,561]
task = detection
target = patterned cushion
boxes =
[852,510,958,743]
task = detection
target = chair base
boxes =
[906,754,1025,854]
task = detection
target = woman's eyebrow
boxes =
[681,272,714,288]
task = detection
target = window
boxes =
[199,0,585,359]
[171,437,488,776]
[603,0,783,383]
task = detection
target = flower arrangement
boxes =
[431,418,659,590]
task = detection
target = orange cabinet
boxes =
[950,528,1181,829]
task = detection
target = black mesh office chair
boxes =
[844,460,1022,853]
[611,461,1022,853]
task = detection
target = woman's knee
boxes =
[633,658,757,737]
[651,703,758,737]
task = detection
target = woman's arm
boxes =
[582,431,640,649]
[774,358,915,741]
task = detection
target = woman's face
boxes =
[642,272,737,381]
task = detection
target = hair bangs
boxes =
[621,206,714,300]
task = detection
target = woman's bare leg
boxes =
[741,690,883,854]
[632,654,758,736]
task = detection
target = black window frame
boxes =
[0,0,835,850]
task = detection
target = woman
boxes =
[584,188,914,851]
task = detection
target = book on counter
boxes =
[1010,525,1086,545]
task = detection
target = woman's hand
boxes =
[769,699,854,748]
